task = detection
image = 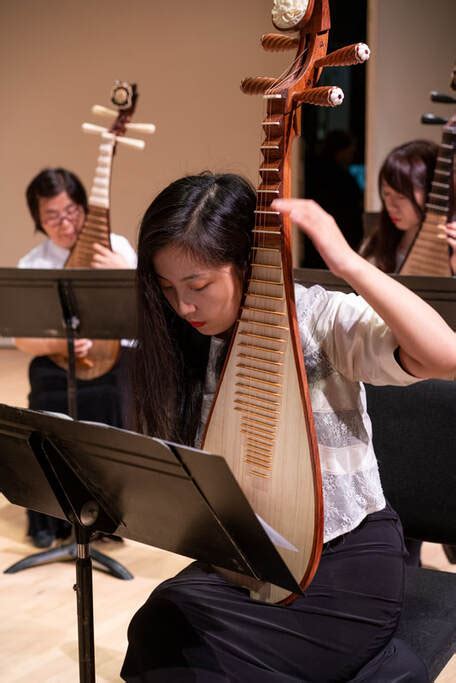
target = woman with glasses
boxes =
[15,167,137,549]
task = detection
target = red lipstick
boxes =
[189,321,206,328]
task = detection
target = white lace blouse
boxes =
[197,283,420,544]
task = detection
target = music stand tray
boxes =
[294,268,456,330]
[0,267,136,340]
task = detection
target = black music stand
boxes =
[0,403,301,683]
[293,268,456,329]
[0,267,136,417]
[0,267,136,579]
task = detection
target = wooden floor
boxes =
[0,348,454,681]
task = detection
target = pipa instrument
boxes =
[400,83,456,275]
[202,0,370,602]
[51,81,155,379]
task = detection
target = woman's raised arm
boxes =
[273,198,456,380]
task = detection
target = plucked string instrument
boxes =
[399,80,456,276]
[202,0,370,602]
[51,81,155,379]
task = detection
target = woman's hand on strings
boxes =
[91,243,130,269]
[272,198,355,277]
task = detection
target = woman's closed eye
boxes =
[383,191,406,202]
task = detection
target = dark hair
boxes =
[360,140,438,272]
[26,167,88,234]
[135,172,256,443]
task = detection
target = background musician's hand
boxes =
[444,221,456,275]
[91,243,130,269]
[73,339,93,358]
[15,337,93,358]
[272,198,356,278]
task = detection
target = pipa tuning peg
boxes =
[430,91,456,104]
[261,33,299,52]
[241,77,278,95]
[82,122,109,135]
[82,123,146,149]
[294,86,344,107]
[315,43,370,68]
[125,122,156,135]
[92,105,118,118]
[421,113,448,125]
[101,132,145,150]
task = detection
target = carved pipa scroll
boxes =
[203,0,370,603]
[52,81,156,379]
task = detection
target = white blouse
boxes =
[198,284,420,544]
[17,234,137,269]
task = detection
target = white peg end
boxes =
[355,43,370,63]
[328,87,344,106]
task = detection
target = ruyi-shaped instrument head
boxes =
[82,80,156,151]
[421,63,456,126]
[80,80,156,210]
[241,0,369,125]
[420,65,456,224]
[241,0,369,205]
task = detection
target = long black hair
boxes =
[360,140,437,272]
[135,172,256,444]
[26,167,88,234]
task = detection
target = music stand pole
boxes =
[57,279,79,419]
[74,524,96,683]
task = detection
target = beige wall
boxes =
[366,0,456,212]
[3,1,455,264]
[0,0,290,266]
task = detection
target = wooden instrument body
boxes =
[400,117,455,275]
[202,232,323,604]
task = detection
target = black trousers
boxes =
[121,505,427,682]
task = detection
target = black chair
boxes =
[365,379,456,681]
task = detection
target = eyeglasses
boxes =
[42,203,81,228]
